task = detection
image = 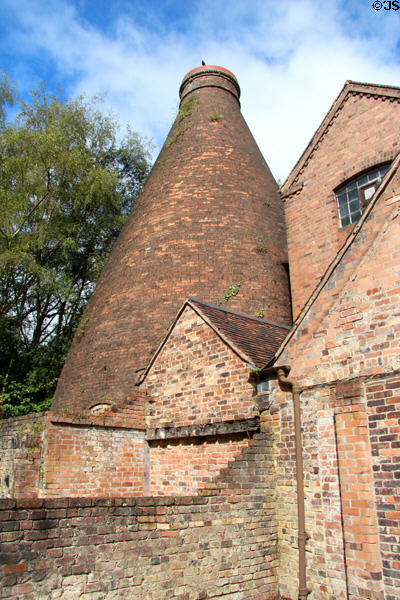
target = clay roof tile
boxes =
[188,298,289,368]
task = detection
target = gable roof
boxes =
[281,81,400,194]
[189,298,289,368]
[138,298,290,383]
[271,151,400,367]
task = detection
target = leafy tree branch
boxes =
[0,75,152,417]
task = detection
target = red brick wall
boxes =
[366,376,400,598]
[146,306,258,429]
[271,385,349,599]
[43,421,148,497]
[0,428,279,600]
[273,172,400,598]
[281,169,400,386]
[1,393,149,499]
[334,384,384,600]
[149,433,250,495]
[270,379,387,600]
[283,92,400,317]
[1,418,254,500]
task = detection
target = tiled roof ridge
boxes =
[189,298,290,368]
[188,297,291,330]
[282,80,400,193]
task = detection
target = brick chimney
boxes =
[52,65,291,414]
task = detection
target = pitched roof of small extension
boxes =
[188,298,289,368]
[138,297,290,384]
[282,81,400,194]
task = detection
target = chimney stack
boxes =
[52,65,291,415]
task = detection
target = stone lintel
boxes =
[146,417,260,441]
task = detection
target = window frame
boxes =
[335,164,390,229]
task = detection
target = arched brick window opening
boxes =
[336,163,390,227]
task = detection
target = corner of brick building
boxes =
[273,158,400,599]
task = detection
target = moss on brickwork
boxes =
[165,95,196,148]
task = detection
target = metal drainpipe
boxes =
[277,368,311,600]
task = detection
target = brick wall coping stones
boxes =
[0,496,212,510]
[280,183,303,200]
[146,416,260,440]
[48,412,146,430]
[0,411,146,430]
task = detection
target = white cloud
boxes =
[4,0,400,180]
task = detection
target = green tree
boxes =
[0,75,151,417]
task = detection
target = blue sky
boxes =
[1,0,400,180]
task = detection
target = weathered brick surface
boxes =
[271,384,349,600]
[281,169,400,386]
[50,389,147,429]
[334,395,385,599]
[149,433,251,495]
[145,306,258,429]
[144,305,261,496]
[52,65,291,415]
[273,169,400,598]
[43,422,148,497]
[366,376,400,599]
[1,393,149,499]
[0,430,280,600]
[0,414,47,499]
[270,379,387,600]
[282,88,400,318]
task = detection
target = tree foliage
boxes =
[0,74,151,417]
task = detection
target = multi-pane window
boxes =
[336,164,389,228]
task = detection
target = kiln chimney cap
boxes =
[179,65,241,104]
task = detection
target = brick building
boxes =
[1,67,400,600]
